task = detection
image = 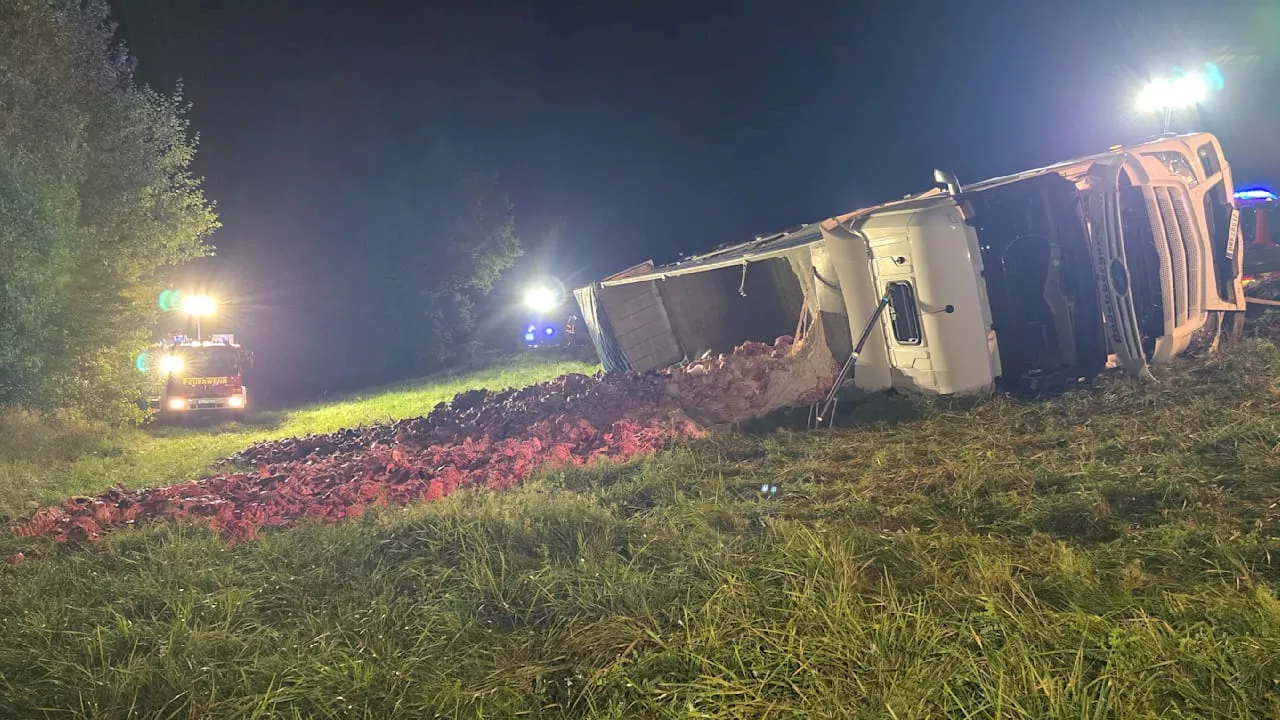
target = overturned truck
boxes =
[576,132,1247,400]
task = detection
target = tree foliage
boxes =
[413,172,522,368]
[0,0,218,420]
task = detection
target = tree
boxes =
[0,0,217,420]
[412,172,522,369]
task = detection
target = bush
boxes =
[0,406,110,464]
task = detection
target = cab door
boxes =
[1189,138,1245,312]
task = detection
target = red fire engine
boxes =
[156,334,251,420]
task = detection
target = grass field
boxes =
[1245,242,1280,276]
[5,341,1280,717]
[0,357,597,521]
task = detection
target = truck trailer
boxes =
[576,133,1246,396]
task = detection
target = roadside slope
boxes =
[3,341,1280,717]
[0,357,598,519]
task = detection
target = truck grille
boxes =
[1165,188,1203,316]
[1157,188,1203,327]
[1146,186,1203,336]
[1151,190,1186,325]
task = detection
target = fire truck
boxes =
[154,334,251,421]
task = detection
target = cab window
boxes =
[1142,152,1197,187]
[1197,142,1222,177]
[182,348,241,376]
[886,282,922,345]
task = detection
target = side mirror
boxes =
[934,169,962,197]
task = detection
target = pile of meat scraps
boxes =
[222,371,674,467]
[12,332,836,545]
[667,325,839,424]
[15,418,702,545]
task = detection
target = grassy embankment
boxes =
[0,357,597,520]
[4,341,1280,717]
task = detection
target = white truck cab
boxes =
[821,132,1244,395]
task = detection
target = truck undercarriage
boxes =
[969,174,1107,389]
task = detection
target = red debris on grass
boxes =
[223,371,673,467]
[225,333,835,468]
[13,334,834,545]
[14,418,703,545]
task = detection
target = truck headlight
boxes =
[227,395,245,409]
[167,397,188,411]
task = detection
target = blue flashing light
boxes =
[526,324,536,332]
[1235,188,1278,203]
[544,326,555,336]
[524,332,536,343]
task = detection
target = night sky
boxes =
[109,0,1280,403]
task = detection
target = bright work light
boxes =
[524,287,559,313]
[1136,63,1222,133]
[159,354,184,374]
[180,295,216,316]
[179,294,216,341]
[1136,73,1208,112]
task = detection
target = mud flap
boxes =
[1081,154,1155,380]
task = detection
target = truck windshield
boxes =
[179,347,240,376]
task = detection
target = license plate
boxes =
[1226,207,1241,259]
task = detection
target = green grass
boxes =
[1244,242,1280,276]
[0,356,598,520]
[5,342,1280,717]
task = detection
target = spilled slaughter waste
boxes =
[13,333,837,544]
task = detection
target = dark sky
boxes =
[109,0,1280,402]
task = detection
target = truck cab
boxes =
[156,334,251,421]
[823,132,1243,394]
